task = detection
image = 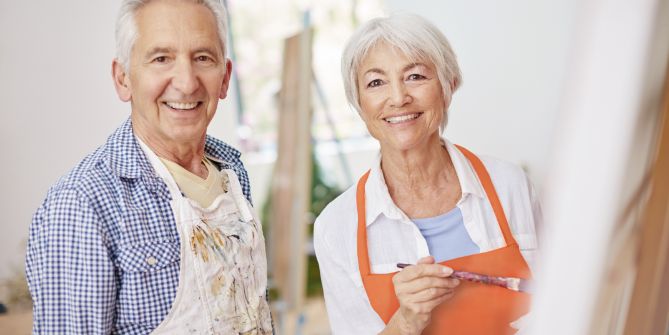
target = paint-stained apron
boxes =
[145,150,272,335]
[357,145,532,335]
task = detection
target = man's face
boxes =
[114,0,231,147]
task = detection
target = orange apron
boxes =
[356,145,532,335]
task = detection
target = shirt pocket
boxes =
[116,240,181,328]
[120,205,178,245]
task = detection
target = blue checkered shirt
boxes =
[26,118,254,334]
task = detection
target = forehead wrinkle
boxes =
[404,62,426,71]
[362,68,385,77]
[134,1,223,56]
[144,46,174,56]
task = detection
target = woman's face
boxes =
[357,42,449,153]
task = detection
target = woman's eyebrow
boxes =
[362,68,385,76]
[403,63,427,72]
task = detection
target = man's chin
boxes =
[165,127,207,145]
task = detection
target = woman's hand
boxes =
[385,256,460,335]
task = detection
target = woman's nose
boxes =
[389,82,412,107]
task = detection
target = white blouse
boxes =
[314,139,542,334]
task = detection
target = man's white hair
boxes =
[115,0,229,72]
[341,13,462,132]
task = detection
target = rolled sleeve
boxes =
[314,217,385,335]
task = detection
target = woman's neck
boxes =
[381,137,452,190]
[380,135,461,218]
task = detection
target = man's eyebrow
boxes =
[144,47,174,58]
[193,47,221,55]
[144,47,222,58]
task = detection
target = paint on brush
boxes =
[396,263,532,292]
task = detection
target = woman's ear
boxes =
[112,59,132,102]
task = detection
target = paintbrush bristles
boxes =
[505,277,521,291]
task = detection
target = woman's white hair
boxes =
[115,0,229,72]
[341,13,462,131]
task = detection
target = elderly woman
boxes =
[314,14,541,335]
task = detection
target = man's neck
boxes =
[136,132,208,179]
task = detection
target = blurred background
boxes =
[1,0,668,334]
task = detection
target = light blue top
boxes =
[412,207,479,262]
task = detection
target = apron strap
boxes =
[455,145,517,246]
[224,169,254,222]
[356,170,372,276]
[136,136,183,197]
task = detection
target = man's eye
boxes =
[153,56,167,63]
[196,55,212,62]
[367,79,383,88]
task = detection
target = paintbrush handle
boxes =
[452,271,509,288]
[396,263,530,292]
[453,271,530,292]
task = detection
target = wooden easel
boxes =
[268,27,314,334]
[621,56,669,335]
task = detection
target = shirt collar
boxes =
[442,138,485,200]
[202,135,241,169]
[105,118,153,179]
[362,138,485,227]
[105,117,242,179]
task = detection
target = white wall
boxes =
[0,1,123,281]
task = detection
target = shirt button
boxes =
[146,256,158,265]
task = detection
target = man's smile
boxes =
[163,101,202,110]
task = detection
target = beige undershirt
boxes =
[159,157,228,208]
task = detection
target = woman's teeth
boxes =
[384,113,420,124]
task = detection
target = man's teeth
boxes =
[166,102,199,110]
[385,113,420,124]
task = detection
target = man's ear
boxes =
[112,59,132,102]
[219,59,233,100]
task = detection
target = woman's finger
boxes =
[423,289,456,310]
[400,288,456,316]
[394,263,453,283]
[395,275,460,295]
[416,256,436,265]
[408,287,454,303]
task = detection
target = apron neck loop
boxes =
[455,145,516,246]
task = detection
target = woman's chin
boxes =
[380,139,424,154]
[380,132,441,153]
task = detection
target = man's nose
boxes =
[389,82,412,108]
[172,60,199,95]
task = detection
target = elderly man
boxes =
[25,0,273,334]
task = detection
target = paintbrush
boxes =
[396,263,531,293]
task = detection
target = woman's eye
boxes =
[407,73,426,80]
[367,79,383,88]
